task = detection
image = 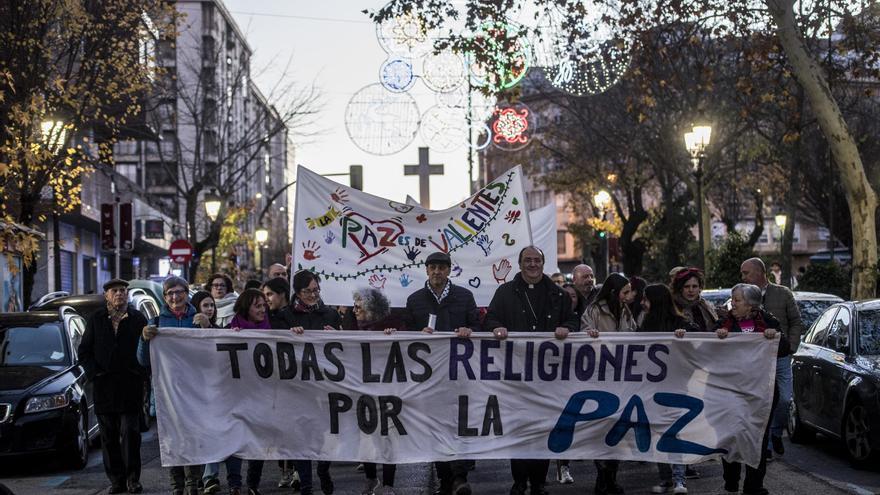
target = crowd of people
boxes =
[76,247,802,495]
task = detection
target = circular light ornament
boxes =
[435,86,497,124]
[380,57,416,93]
[344,83,421,156]
[534,3,631,96]
[468,22,532,92]
[422,51,466,93]
[490,102,535,151]
[376,10,435,58]
[419,105,467,152]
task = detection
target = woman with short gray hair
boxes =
[713,282,781,494]
[351,287,400,494]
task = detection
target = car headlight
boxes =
[24,393,70,414]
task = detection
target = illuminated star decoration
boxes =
[391,12,428,50]
[493,107,529,145]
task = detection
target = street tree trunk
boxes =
[767,0,878,299]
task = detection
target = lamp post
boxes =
[41,119,69,291]
[775,213,787,254]
[255,227,269,278]
[204,190,221,273]
[593,189,612,281]
[684,124,712,268]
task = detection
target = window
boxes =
[857,309,880,355]
[557,231,567,255]
[145,162,177,188]
[826,308,851,353]
[804,307,838,345]
[138,12,158,81]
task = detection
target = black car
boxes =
[789,300,880,467]
[0,308,96,468]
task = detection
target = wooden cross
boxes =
[403,147,444,208]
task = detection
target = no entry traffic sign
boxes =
[169,239,193,264]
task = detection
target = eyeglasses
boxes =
[165,289,187,298]
[210,283,227,289]
[353,304,362,311]
[300,287,321,296]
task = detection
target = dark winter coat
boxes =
[404,283,480,333]
[285,302,342,330]
[78,306,148,414]
[484,273,579,332]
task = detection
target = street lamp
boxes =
[40,119,69,290]
[775,214,788,253]
[684,123,712,268]
[40,120,69,153]
[204,190,222,273]
[592,190,611,281]
[255,227,269,277]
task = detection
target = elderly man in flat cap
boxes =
[78,279,148,494]
[403,251,479,495]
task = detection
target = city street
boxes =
[1,427,877,495]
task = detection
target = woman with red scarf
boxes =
[714,283,780,495]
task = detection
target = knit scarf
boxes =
[293,298,319,313]
[673,294,718,330]
[107,303,128,333]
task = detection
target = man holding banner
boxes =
[404,251,479,495]
[484,246,578,495]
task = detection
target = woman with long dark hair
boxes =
[671,267,718,331]
[638,284,694,494]
[228,289,270,330]
[580,273,636,495]
[190,291,217,328]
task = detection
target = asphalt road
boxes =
[0,428,877,494]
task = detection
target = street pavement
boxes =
[1,427,878,495]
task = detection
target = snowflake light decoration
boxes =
[344,83,421,156]
[435,86,497,124]
[419,105,467,152]
[380,57,416,93]
[468,22,532,92]
[490,102,535,151]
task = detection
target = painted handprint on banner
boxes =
[324,231,336,244]
[505,210,522,223]
[404,245,421,262]
[493,258,512,283]
[368,274,387,289]
[399,273,412,287]
[475,234,493,256]
[331,187,349,204]
[450,263,462,278]
[302,240,321,260]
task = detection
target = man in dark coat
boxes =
[404,251,479,495]
[78,279,147,494]
[571,264,599,317]
[484,246,579,495]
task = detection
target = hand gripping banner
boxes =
[292,165,532,307]
[151,329,777,468]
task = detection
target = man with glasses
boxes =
[79,279,149,494]
[137,276,205,495]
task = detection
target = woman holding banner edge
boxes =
[287,270,343,495]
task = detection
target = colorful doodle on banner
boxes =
[292,165,532,307]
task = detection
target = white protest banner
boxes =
[152,329,777,468]
[529,203,558,274]
[292,165,532,307]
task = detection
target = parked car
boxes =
[789,299,880,467]
[0,308,96,468]
[701,288,731,309]
[794,291,844,329]
[30,291,160,322]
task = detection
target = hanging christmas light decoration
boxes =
[376,11,435,59]
[419,105,467,152]
[467,123,492,150]
[531,3,631,96]
[422,50,466,93]
[490,102,535,151]
[345,83,421,156]
[468,22,532,92]
[379,56,416,93]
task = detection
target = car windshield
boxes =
[0,323,69,366]
[857,310,880,355]
[798,300,839,329]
